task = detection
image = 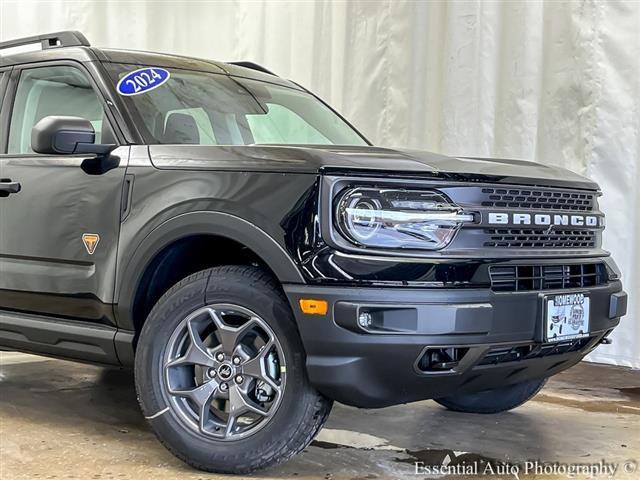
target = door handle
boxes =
[0,179,21,195]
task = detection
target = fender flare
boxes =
[115,211,305,331]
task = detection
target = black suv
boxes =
[0,32,627,473]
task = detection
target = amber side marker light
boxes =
[299,299,328,315]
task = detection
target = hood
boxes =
[149,144,598,190]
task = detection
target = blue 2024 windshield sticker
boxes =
[117,67,170,96]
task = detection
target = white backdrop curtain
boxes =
[1,0,638,368]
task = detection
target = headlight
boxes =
[335,187,474,250]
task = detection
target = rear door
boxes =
[0,62,129,328]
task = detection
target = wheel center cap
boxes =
[217,363,233,381]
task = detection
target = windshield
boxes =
[105,63,367,146]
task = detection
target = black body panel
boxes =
[112,147,313,331]
[0,310,119,365]
[149,144,598,190]
[0,36,627,407]
[284,281,625,407]
[0,146,129,325]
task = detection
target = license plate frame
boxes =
[544,293,590,343]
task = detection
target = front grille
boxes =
[480,187,595,211]
[478,337,594,366]
[489,263,607,292]
[484,229,596,249]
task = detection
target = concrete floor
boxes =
[0,352,638,480]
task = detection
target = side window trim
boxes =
[0,60,120,156]
[0,70,9,110]
[0,67,14,154]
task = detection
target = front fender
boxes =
[115,210,305,331]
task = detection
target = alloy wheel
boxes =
[163,304,286,440]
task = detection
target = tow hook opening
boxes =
[417,347,470,372]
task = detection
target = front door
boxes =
[0,63,128,327]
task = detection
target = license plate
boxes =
[545,293,590,342]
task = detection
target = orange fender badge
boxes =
[82,233,100,255]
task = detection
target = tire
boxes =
[135,265,332,473]
[434,378,548,414]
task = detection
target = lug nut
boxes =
[219,382,228,391]
[208,368,217,377]
[232,356,241,365]
[215,352,224,362]
[235,375,244,384]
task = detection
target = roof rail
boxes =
[228,61,277,76]
[0,31,90,53]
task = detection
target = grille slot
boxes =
[484,229,596,249]
[480,187,595,211]
[489,263,607,292]
[478,337,594,366]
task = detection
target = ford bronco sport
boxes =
[0,31,627,473]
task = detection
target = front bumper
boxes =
[284,280,626,408]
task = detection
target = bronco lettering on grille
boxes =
[487,213,599,227]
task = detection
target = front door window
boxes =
[7,65,106,154]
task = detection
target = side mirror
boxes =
[31,115,116,156]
